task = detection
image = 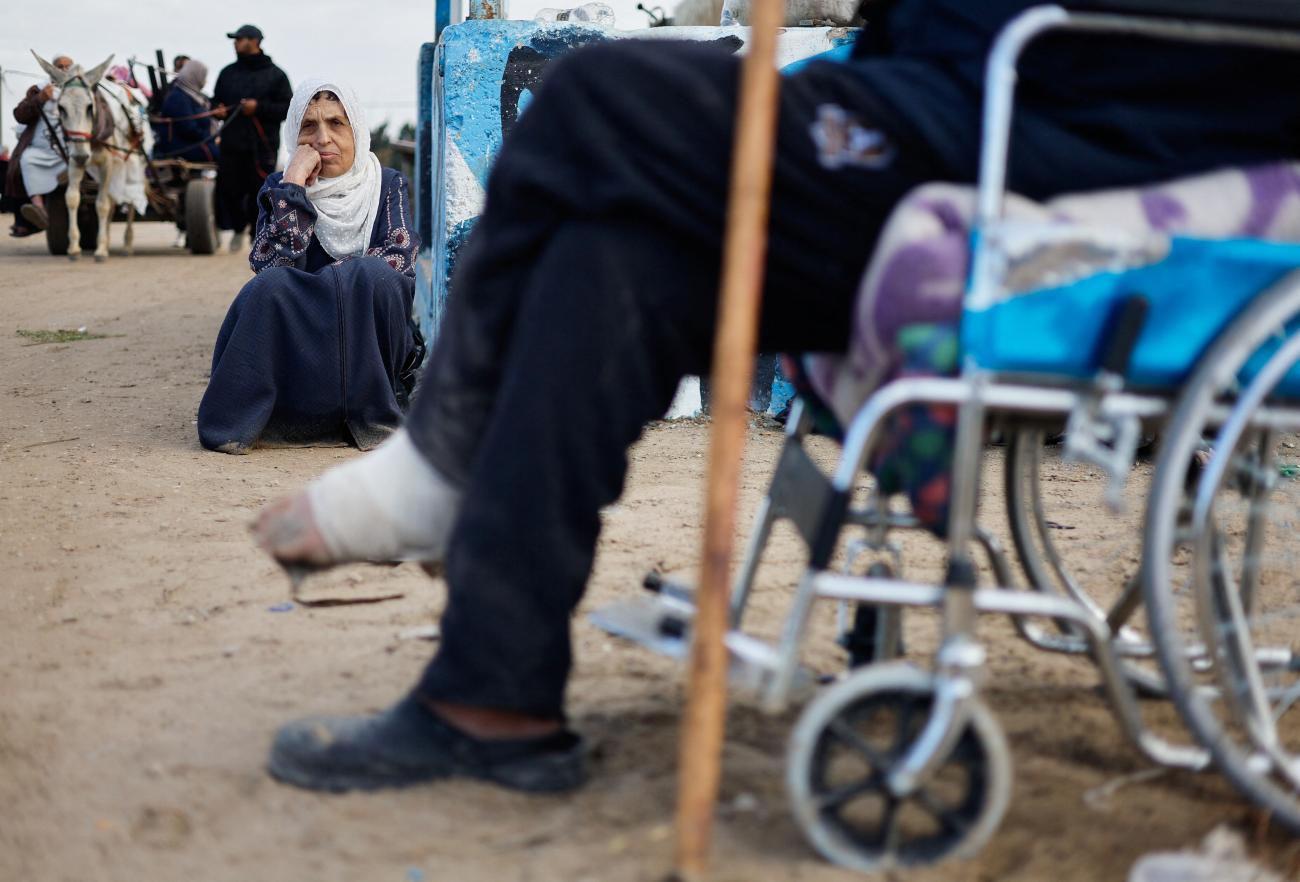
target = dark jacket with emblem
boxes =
[851,0,1300,198]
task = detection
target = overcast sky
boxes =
[2,0,667,148]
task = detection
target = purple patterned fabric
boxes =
[805,162,1300,427]
[1139,191,1186,231]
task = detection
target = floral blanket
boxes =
[796,163,1300,532]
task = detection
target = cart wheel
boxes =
[44,191,69,255]
[787,662,1011,872]
[185,178,218,255]
[43,189,99,256]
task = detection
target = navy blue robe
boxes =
[197,167,423,453]
[153,87,219,163]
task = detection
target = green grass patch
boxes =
[16,328,115,345]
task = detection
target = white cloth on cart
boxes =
[84,80,153,215]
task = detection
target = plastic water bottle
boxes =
[534,2,616,25]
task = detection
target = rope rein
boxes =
[148,107,224,124]
[57,75,276,164]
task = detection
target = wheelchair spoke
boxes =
[815,776,879,813]
[1235,431,1274,616]
[828,718,890,770]
[1208,530,1281,749]
[879,797,902,852]
[915,784,970,836]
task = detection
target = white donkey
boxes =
[33,52,152,262]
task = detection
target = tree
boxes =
[369,120,414,181]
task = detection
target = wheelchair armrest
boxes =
[1096,294,1150,379]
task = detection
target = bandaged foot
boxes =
[254,429,462,567]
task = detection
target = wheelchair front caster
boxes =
[786,662,1011,872]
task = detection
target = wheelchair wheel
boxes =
[1004,426,1167,695]
[1145,270,1300,831]
[787,662,1010,871]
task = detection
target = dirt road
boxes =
[0,224,1292,881]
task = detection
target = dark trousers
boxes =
[406,41,944,718]
[216,145,272,233]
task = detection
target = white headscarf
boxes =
[285,78,383,260]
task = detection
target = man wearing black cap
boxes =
[212,24,292,253]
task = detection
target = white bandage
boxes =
[307,429,462,563]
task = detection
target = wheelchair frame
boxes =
[593,4,1300,871]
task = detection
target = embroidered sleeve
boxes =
[332,172,420,279]
[250,178,317,273]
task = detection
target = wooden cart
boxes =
[44,157,219,256]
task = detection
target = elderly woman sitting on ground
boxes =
[197,79,424,454]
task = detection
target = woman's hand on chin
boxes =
[284,145,323,187]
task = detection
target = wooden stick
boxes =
[671,0,785,878]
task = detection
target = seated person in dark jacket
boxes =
[153,60,218,163]
[197,78,422,454]
[252,0,1300,795]
[6,54,73,236]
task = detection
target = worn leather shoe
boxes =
[20,203,48,231]
[267,696,586,794]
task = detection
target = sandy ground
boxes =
[1,222,1297,882]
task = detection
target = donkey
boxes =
[33,52,151,262]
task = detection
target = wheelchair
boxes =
[594,2,1300,872]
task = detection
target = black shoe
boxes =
[20,203,48,231]
[267,696,586,794]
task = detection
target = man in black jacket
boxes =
[212,24,291,253]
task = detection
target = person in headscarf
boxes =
[108,64,151,96]
[6,53,73,235]
[196,78,424,454]
[154,59,218,163]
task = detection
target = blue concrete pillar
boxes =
[414,42,437,253]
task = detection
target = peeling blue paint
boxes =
[444,22,610,187]
[414,21,858,359]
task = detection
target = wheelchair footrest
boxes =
[589,594,814,700]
